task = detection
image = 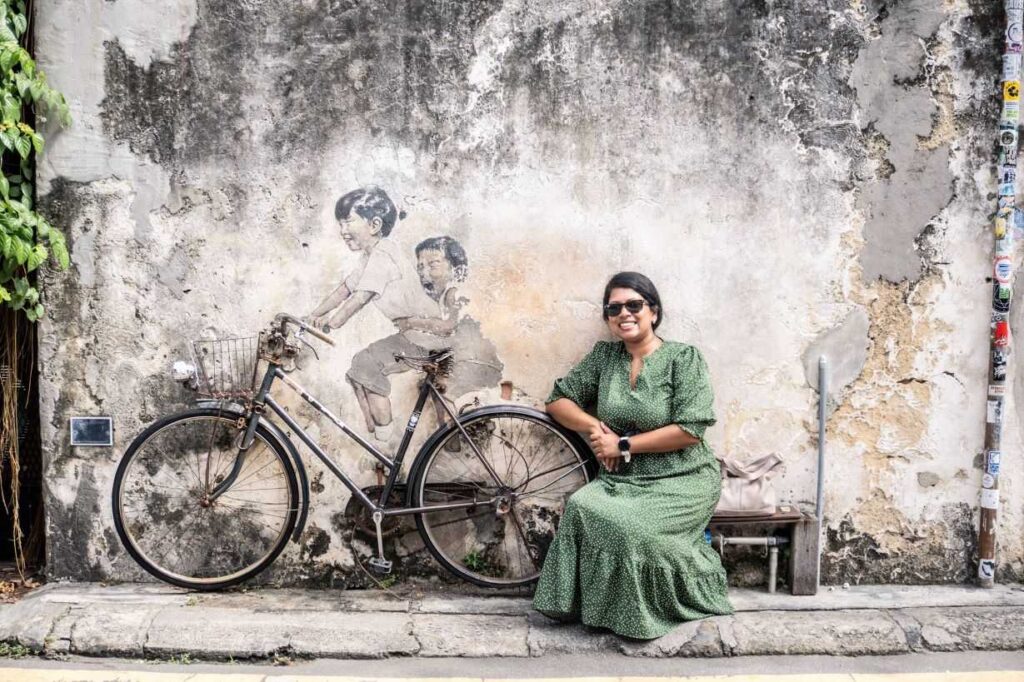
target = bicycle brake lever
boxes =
[295,329,320,361]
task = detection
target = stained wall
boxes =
[33,0,1020,585]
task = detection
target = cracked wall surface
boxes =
[33,0,1023,585]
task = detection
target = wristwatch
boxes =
[618,436,631,463]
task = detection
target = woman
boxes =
[532,272,733,640]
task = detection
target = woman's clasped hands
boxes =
[589,421,624,472]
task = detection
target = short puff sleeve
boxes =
[671,345,716,440]
[545,341,608,408]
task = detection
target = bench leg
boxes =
[788,515,820,595]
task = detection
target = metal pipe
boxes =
[710,536,788,592]
[817,355,827,591]
[978,0,1021,589]
[817,356,827,525]
[711,535,788,547]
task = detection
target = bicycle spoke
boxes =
[416,412,591,586]
[115,413,297,588]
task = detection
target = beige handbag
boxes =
[715,453,783,516]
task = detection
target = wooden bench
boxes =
[709,506,819,595]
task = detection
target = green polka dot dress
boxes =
[532,340,733,640]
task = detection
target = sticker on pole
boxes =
[1001,126,1019,147]
[979,560,996,581]
[995,255,1013,284]
[987,398,1004,424]
[1009,21,1024,47]
[1006,80,1022,101]
[982,473,996,488]
[1006,53,1023,81]
[988,450,1002,475]
[1004,101,1021,124]
[989,384,1006,396]
[981,487,1000,509]
[993,349,1009,381]
[993,286,1012,314]
[993,319,1011,346]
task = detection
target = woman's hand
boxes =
[589,422,622,472]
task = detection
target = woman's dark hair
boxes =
[416,236,469,282]
[334,186,405,237]
[602,271,663,330]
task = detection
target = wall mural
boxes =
[309,186,502,441]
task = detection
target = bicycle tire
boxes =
[409,406,596,588]
[112,407,299,590]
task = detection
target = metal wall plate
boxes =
[70,417,113,446]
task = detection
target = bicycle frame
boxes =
[210,357,506,520]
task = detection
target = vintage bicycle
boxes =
[112,314,597,590]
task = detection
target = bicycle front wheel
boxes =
[410,407,596,588]
[112,408,299,590]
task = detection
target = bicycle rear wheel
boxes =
[409,407,596,588]
[112,408,298,590]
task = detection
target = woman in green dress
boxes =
[533,271,733,639]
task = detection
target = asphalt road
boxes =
[2,651,1024,680]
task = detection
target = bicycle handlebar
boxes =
[274,313,336,346]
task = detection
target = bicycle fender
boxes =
[194,400,310,543]
[404,403,596,507]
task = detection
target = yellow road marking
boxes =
[0,672,1022,682]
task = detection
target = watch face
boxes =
[618,437,630,452]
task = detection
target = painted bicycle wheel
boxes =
[112,408,298,590]
[409,406,596,588]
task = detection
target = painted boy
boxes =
[309,186,437,442]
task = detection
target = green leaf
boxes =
[0,232,9,259]
[0,286,10,303]
[13,276,27,296]
[14,72,28,97]
[49,233,69,269]
[36,219,49,238]
[14,134,30,159]
[0,174,10,200]
[25,243,45,271]
[2,92,20,122]
[10,237,26,264]
[0,46,15,72]
[30,132,42,154]
[12,14,27,37]
[31,303,43,320]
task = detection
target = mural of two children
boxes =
[309,186,502,443]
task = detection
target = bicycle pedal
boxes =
[368,557,393,575]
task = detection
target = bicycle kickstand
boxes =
[368,509,393,576]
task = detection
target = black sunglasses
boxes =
[603,299,650,317]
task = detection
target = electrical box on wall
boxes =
[69,417,113,447]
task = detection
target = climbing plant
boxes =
[0,0,70,319]
[0,0,71,578]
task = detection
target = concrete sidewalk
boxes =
[0,583,1022,660]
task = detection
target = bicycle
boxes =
[112,314,597,591]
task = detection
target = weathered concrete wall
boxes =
[32,0,1020,586]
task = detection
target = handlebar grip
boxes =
[275,314,336,346]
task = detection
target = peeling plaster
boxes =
[851,0,954,283]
